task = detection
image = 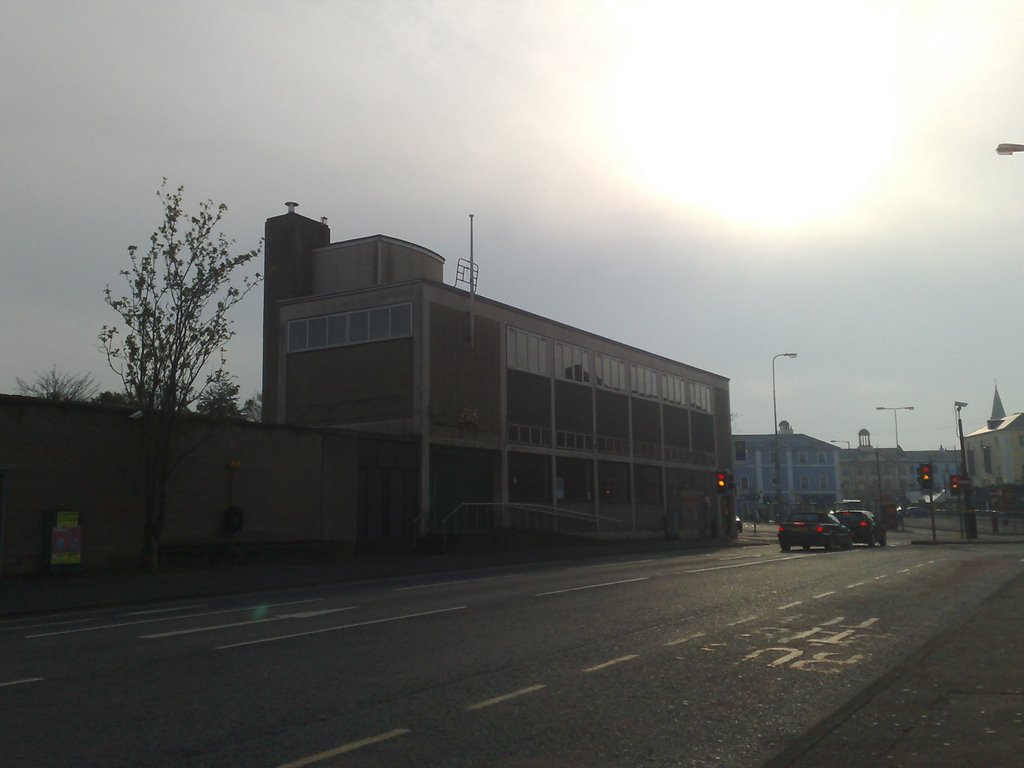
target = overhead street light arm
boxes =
[997,143,1024,155]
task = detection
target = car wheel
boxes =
[867,535,875,548]
[780,544,791,552]
[802,545,810,551]
[879,535,887,546]
[825,536,834,551]
[844,538,853,550]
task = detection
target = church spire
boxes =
[988,384,1006,429]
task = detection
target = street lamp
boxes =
[996,143,1024,155]
[772,352,798,521]
[876,405,914,449]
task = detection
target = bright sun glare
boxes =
[610,2,898,229]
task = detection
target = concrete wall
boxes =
[0,396,365,576]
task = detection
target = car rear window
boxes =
[788,513,825,522]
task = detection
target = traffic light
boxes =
[917,463,933,490]
[950,475,961,496]
[715,471,729,494]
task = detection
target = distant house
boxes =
[965,385,1024,502]
[731,422,841,518]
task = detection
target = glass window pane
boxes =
[516,332,528,370]
[307,317,327,348]
[540,340,549,375]
[390,304,411,337]
[528,335,539,372]
[555,343,563,379]
[328,315,347,346]
[288,320,307,352]
[369,307,389,340]
[507,328,516,368]
[349,310,368,342]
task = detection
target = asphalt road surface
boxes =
[4,534,1023,767]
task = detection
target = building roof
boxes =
[968,411,1024,438]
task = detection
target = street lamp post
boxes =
[955,401,976,539]
[876,405,914,449]
[772,352,798,521]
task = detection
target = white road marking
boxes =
[727,615,758,626]
[0,677,44,688]
[583,655,639,672]
[874,575,887,580]
[26,599,323,639]
[217,606,468,650]
[846,582,865,589]
[914,564,926,568]
[898,569,911,574]
[684,555,804,574]
[466,684,546,711]
[120,604,207,617]
[275,728,410,767]
[536,577,648,596]
[395,574,516,592]
[821,616,845,626]
[813,591,835,599]
[778,601,803,610]
[665,631,706,646]
[141,606,359,639]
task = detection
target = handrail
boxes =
[440,502,620,553]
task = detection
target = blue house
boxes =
[732,421,842,520]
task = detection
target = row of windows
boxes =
[508,327,714,411]
[288,304,412,352]
[738,476,831,490]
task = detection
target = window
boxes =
[689,381,712,412]
[661,374,685,405]
[735,440,747,462]
[554,341,590,383]
[631,364,658,399]
[800,476,810,490]
[817,451,827,463]
[797,451,808,464]
[287,303,413,353]
[507,327,550,376]
[819,475,829,490]
[594,354,626,391]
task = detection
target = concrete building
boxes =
[837,428,959,513]
[731,423,841,519]
[262,205,733,541]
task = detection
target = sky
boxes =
[4,0,1024,451]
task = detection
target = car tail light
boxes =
[777,526,784,533]
[815,526,824,533]
[859,521,868,527]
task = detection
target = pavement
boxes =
[4,524,1024,767]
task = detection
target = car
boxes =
[901,506,928,518]
[778,511,853,552]
[834,509,887,546]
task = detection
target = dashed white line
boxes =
[536,577,648,597]
[727,615,758,626]
[813,591,836,599]
[275,728,410,767]
[684,555,804,574]
[583,655,640,672]
[216,606,468,650]
[27,599,324,638]
[846,582,865,589]
[141,606,359,639]
[874,575,888,581]
[466,685,546,711]
[120,604,207,617]
[898,569,911,574]
[0,677,44,688]
[778,601,803,610]
[914,564,926,569]
[665,631,706,646]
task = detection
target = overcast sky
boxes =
[4,0,1024,451]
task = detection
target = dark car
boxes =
[834,509,887,546]
[778,511,853,552]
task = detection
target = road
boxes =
[3,533,1022,767]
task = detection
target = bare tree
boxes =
[17,367,98,402]
[99,180,262,567]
